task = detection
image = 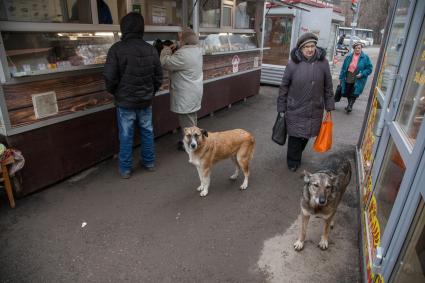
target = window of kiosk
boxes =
[369,138,406,238]
[200,0,221,28]
[97,0,127,24]
[376,0,411,97]
[126,0,182,26]
[2,31,117,78]
[390,200,425,282]
[235,0,255,29]
[222,5,232,28]
[262,15,293,66]
[395,21,425,148]
[186,0,194,28]
[0,0,92,23]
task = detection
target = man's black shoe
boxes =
[288,165,299,172]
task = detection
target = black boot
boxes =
[346,98,356,113]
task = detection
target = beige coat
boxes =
[160,45,203,114]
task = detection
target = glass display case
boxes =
[228,33,257,50]
[2,31,118,77]
[199,32,257,55]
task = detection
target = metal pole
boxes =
[349,0,362,51]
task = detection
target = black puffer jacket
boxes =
[103,13,163,109]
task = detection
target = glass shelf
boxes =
[2,31,117,78]
[199,32,258,55]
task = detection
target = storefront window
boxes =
[391,200,425,283]
[127,0,182,26]
[262,16,293,66]
[222,5,232,27]
[99,0,126,24]
[378,0,411,95]
[235,1,255,29]
[372,139,406,235]
[396,22,425,147]
[200,0,221,28]
[0,0,92,23]
[361,90,382,176]
[186,0,194,28]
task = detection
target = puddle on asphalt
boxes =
[257,202,360,283]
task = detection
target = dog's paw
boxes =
[229,174,238,180]
[240,180,248,190]
[318,238,329,250]
[200,189,208,197]
[196,185,203,192]
[293,240,304,251]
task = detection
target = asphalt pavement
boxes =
[0,46,380,282]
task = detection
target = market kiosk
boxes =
[0,0,265,196]
[356,0,425,282]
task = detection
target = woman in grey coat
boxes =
[277,33,335,171]
[160,28,203,150]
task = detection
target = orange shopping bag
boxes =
[313,112,333,152]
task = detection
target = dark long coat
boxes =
[277,47,335,139]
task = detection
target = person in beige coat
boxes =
[160,28,203,150]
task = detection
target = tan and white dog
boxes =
[183,126,255,197]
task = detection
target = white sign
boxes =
[232,55,240,73]
[32,91,58,119]
[253,57,259,68]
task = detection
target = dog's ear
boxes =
[201,129,208,137]
[183,127,190,135]
[302,170,312,183]
[330,176,338,192]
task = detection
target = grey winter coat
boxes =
[277,47,335,139]
[160,45,203,114]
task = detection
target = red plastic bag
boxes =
[313,112,333,152]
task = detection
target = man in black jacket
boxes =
[104,12,163,179]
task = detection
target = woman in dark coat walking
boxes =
[277,33,335,172]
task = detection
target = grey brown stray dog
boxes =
[183,126,255,197]
[294,154,351,251]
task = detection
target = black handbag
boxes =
[334,84,342,102]
[272,112,287,145]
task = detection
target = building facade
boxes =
[357,0,425,281]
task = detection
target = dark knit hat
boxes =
[296,32,318,49]
[181,28,198,45]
